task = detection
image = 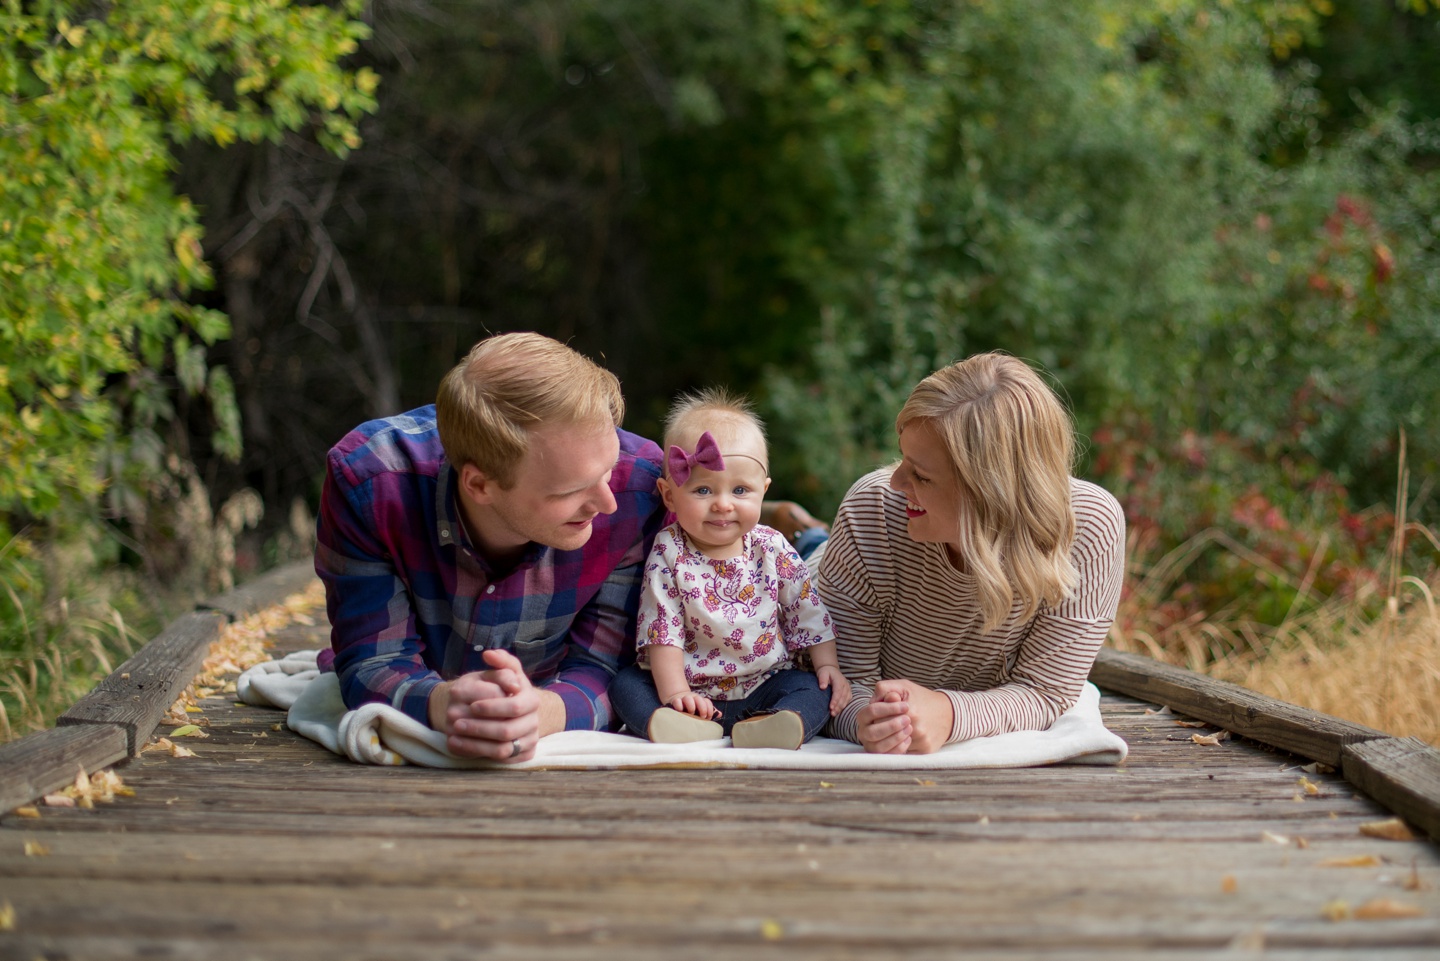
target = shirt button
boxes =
[440,528,449,538]
[486,585,495,594]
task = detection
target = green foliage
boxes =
[0,0,376,519]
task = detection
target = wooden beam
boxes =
[56,610,225,756]
[198,560,317,622]
[1341,737,1440,843]
[1090,647,1385,766]
[0,724,128,812]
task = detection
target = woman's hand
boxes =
[816,665,852,716]
[666,691,718,720]
[856,679,953,754]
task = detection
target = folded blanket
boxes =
[237,651,1128,770]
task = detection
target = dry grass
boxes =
[1110,445,1440,745]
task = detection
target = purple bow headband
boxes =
[666,431,725,486]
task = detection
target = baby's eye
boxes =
[732,486,750,496]
[693,486,712,496]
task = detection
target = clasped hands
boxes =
[855,678,953,755]
[428,648,546,763]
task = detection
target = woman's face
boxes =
[889,419,963,553]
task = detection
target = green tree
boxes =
[0,0,376,522]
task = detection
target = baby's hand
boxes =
[667,692,718,720]
[816,665,852,715]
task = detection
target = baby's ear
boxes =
[763,477,773,494]
[656,476,678,512]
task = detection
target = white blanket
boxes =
[238,651,1128,770]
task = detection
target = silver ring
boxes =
[511,739,523,758]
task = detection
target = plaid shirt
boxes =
[314,405,665,731]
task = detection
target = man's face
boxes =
[461,422,621,556]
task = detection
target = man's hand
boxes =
[855,679,953,755]
[428,649,545,762]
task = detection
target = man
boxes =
[315,332,666,763]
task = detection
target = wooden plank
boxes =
[0,724,129,811]
[1090,647,1386,766]
[56,610,225,756]
[1342,737,1440,843]
[197,560,317,622]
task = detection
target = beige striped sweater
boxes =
[818,468,1126,744]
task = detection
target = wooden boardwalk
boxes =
[2,565,1439,959]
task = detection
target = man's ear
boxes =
[656,476,678,513]
[458,463,498,506]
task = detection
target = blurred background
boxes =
[3,0,1438,742]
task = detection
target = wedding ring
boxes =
[511,739,523,758]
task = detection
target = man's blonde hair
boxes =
[897,352,1078,630]
[663,387,768,476]
[436,332,623,487]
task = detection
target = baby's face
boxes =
[663,427,770,560]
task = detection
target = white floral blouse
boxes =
[634,524,836,700]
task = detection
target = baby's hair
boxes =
[663,387,768,471]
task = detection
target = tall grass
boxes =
[0,535,152,742]
[1109,442,1440,745]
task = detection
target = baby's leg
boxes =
[743,668,831,743]
[609,663,721,743]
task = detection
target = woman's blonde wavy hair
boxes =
[897,352,1078,631]
[436,332,623,487]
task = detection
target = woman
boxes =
[818,353,1125,754]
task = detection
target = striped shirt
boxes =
[314,405,665,731]
[819,468,1125,744]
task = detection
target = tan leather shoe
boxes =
[647,707,723,743]
[731,710,805,750]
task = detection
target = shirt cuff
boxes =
[395,675,444,729]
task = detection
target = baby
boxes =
[609,388,850,749]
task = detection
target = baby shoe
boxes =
[647,707,723,743]
[731,709,805,750]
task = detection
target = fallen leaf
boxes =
[1353,898,1423,920]
[1192,733,1224,746]
[913,778,936,787]
[0,900,13,931]
[169,724,209,738]
[1321,900,1350,922]
[169,743,197,758]
[1404,858,1430,891]
[1174,720,1208,728]
[23,841,49,857]
[1227,928,1264,951]
[1297,776,1321,796]
[1359,818,1415,842]
[12,806,39,819]
[1220,874,1237,894]
[977,815,990,825]
[1301,761,1335,775]
[1144,706,1173,715]
[818,781,834,789]
[1295,837,1309,849]
[42,795,74,808]
[1260,831,1290,845]
[1319,855,1383,868]
[760,919,783,941]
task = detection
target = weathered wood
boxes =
[56,610,225,755]
[197,560,317,622]
[1342,737,1440,843]
[1090,647,1386,766]
[0,724,129,811]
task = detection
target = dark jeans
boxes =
[610,662,832,743]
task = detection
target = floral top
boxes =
[634,523,835,700]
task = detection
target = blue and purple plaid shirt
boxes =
[314,405,666,731]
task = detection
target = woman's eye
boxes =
[914,473,931,485]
